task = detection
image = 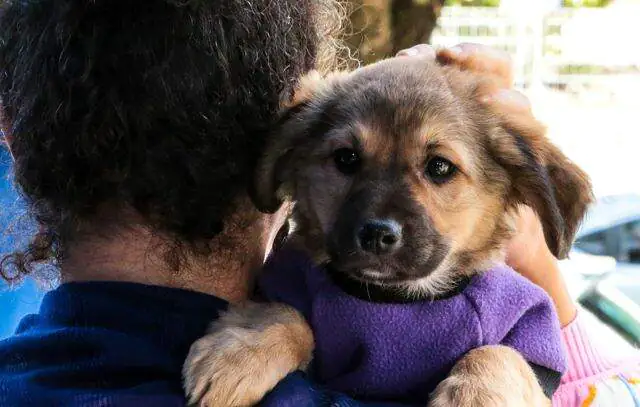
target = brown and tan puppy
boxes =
[183,56,593,407]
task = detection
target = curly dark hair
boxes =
[0,0,346,282]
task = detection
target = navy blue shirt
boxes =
[0,281,408,406]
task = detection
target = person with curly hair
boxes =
[1,0,638,405]
[0,0,348,405]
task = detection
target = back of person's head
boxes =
[0,0,345,281]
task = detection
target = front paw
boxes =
[183,303,314,407]
[429,346,550,407]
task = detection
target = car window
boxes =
[620,220,640,263]
[574,230,609,256]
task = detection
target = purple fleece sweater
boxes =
[258,248,566,404]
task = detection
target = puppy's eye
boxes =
[425,156,457,184]
[333,148,361,175]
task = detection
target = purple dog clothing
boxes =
[258,248,566,405]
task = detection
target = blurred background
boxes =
[2,0,640,353]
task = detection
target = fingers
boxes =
[396,43,513,89]
[396,43,528,117]
[482,89,532,116]
[395,44,436,59]
[437,43,514,88]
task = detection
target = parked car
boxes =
[558,249,616,295]
[557,253,639,351]
[560,195,640,348]
[578,268,640,347]
[574,194,640,265]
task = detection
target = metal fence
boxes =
[431,6,640,92]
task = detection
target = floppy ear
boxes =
[251,70,345,213]
[490,111,594,259]
[251,101,310,214]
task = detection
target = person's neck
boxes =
[61,221,269,304]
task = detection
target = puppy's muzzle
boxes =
[357,219,402,255]
[327,178,449,285]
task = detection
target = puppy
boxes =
[183,56,593,407]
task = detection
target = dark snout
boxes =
[357,219,402,255]
[327,180,449,285]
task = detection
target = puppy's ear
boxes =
[490,111,594,259]
[251,71,343,213]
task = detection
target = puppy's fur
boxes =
[184,303,313,407]
[184,57,593,406]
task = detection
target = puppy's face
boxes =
[254,58,592,297]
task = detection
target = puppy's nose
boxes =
[357,219,402,255]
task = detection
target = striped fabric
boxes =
[554,313,640,406]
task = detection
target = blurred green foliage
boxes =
[558,65,640,74]
[444,0,614,7]
[562,0,613,7]
[444,0,500,6]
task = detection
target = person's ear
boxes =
[489,110,593,259]
[251,70,347,213]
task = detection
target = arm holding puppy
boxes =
[435,43,640,406]
[507,205,640,406]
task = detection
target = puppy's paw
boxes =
[429,345,550,407]
[183,302,314,407]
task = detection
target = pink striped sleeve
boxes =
[553,312,640,406]
[560,312,621,383]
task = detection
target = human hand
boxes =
[505,206,576,327]
[397,43,528,113]
[505,206,555,279]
